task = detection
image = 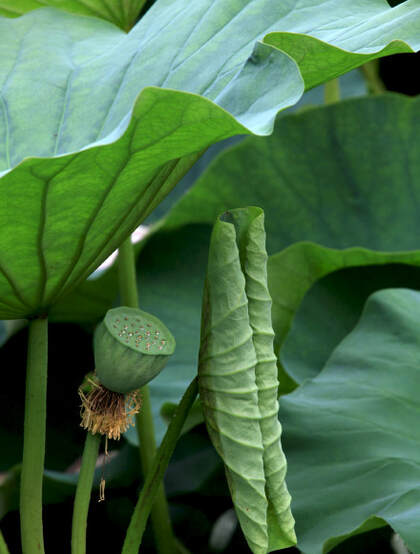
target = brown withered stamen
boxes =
[79,379,140,440]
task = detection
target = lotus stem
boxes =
[71,432,101,554]
[118,237,175,554]
[324,78,340,104]
[122,377,199,554]
[20,317,48,554]
[118,238,138,308]
[362,60,386,95]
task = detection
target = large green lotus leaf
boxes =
[279,288,420,554]
[0,0,144,30]
[281,263,420,384]
[0,6,306,319]
[198,207,295,554]
[0,91,217,319]
[1,0,419,319]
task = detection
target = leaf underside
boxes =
[0,1,419,318]
[198,207,295,554]
[280,288,420,554]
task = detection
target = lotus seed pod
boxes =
[94,306,175,394]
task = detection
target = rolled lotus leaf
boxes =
[198,207,295,554]
[94,306,175,394]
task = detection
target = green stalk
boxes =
[20,317,48,554]
[122,378,199,554]
[136,387,175,553]
[0,530,10,554]
[71,432,101,554]
[324,78,340,104]
[361,60,386,95]
[118,237,175,554]
[118,238,138,307]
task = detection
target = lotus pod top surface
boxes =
[103,306,176,356]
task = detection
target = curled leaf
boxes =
[198,207,295,553]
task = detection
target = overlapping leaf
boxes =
[281,263,420,384]
[198,207,295,554]
[268,244,420,390]
[280,288,420,554]
[265,0,420,89]
[0,1,419,318]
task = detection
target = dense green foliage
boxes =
[0,1,419,553]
